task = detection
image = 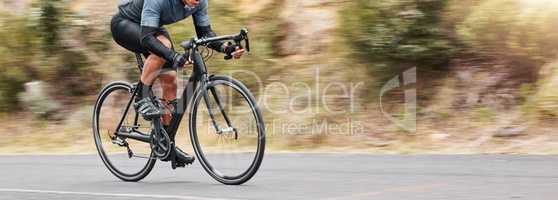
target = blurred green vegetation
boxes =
[0,13,38,111]
[341,0,558,69]
[341,0,456,76]
[1,0,557,118]
[2,0,558,153]
[341,0,558,115]
[339,0,457,104]
[0,0,282,117]
[0,0,100,112]
[38,0,63,52]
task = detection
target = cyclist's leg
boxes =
[111,14,171,92]
[135,35,174,122]
[111,15,145,54]
[141,31,172,82]
[111,16,169,118]
[112,14,193,164]
[150,29,177,126]
[111,15,158,99]
[154,31,194,165]
[159,70,177,126]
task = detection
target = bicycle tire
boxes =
[92,81,156,182]
[189,75,266,185]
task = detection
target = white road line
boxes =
[0,188,240,200]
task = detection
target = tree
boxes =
[38,0,63,52]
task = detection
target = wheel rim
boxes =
[93,83,155,179]
[190,79,265,183]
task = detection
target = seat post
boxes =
[135,53,144,72]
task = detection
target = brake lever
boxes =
[224,28,250,60]
[240,28,250,52]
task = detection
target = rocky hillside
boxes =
[1,0,558,154]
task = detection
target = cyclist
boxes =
[110,0,245,166]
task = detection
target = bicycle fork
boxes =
[202,86,238,140]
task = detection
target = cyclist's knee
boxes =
[147,54,166,65]
[146,35,172,66]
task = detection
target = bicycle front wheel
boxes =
[189,76,265,185]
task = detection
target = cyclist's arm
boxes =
[139,0,177,62]
[195,25,226,52]
[193,0,227,53]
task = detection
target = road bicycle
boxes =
[92,28,265,185]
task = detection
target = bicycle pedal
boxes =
[170,157,194,169]
[175,162,186,168]
[111,137,127,147]
[171,160,187,169]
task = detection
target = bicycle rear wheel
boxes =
[92,81,156,182]
[190,76,265,185]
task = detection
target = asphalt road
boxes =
[0,154,557,200]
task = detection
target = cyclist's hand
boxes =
[232,47,245,59]
[224,45,245,60]
[171,52,186,69]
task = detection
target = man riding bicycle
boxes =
[110,0,245,167]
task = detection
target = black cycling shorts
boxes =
[110,13,174,69]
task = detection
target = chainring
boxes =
[150,128,172,159]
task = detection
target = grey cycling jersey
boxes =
[117,0,210,27]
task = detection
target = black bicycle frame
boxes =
[115,28,249,144]
[167,45,209,139]
[115,44,211,143]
